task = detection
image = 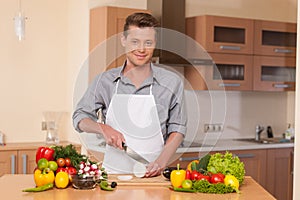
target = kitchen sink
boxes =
[181,141,215,148]
[235,137,294,144]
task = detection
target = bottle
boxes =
[285,124,293,140]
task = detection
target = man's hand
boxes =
[145,161,164,177]
[78,118,125,150]
[101,124,125,150]
[144,132,184,178]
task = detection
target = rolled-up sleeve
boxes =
[166,79,187,137]
[72,76,103,132]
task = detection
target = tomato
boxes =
[56,167,67,173]
[224,175,239,191]
[210,173,224,184]
[65,158,72,167]
[198,173,211,182]
[55,171,69,189]
[66,167,77,175]
[190,171,200,181]
[57,158,66,167]
[181,179,193,189]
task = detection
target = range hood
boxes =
[147,0,188,65]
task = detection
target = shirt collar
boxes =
[112,61,161,86]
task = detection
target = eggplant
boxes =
[162,167,178,180]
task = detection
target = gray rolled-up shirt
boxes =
[72,63,187,141]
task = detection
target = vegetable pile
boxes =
[22,144,114,192]
[166,151,245,194]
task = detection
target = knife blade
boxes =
[122,143,149,165]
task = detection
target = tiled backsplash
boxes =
[184,90,295,142]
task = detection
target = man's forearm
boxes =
[78,118,103,134]
[156,132,183,168]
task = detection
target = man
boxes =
[73,12,186,177]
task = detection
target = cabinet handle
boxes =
[218,83,241,87]
[11,155,16,174]
[22,154,27,174]
[273,84,292,88]
[290,151,294,176]
[219,45,241,51]
[274,48,294,54]
[235,153,255,158]
[179,156,199,162]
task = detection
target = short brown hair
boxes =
[123,12,159,37]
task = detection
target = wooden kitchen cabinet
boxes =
[0,149,35,176]
[185,53,253,91]
[232,149,267,188]
[186,15,254,55]
[254,20,297,57]
[265,148,294,200]
[89,6,148,82]
[253,56,296,91]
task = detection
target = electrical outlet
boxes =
[204,123,224,133]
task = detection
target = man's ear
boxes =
[120,35,126,47]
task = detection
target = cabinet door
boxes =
[185,53,253,91]
[17,150,36,174]
[253,56,296,91]
[0,151,17,176]
[232,149,267,188]
[266,148,293,200]
[254,20,297,57]
[186,15,254,54]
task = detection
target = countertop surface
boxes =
[0,174,276,200]
[177,138,294,153]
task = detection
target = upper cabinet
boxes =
[186,15,254,55]
[254,20,297,57]
[185,15,297,91]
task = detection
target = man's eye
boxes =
[145,41,153,47]
[131,40,139,45]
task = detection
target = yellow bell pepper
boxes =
[170,164,186,188]
[34,168,55,187]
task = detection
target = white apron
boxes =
[102,80,164,174]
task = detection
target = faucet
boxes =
[255,125,265,141]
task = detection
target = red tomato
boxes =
[190,171,200,181]
[198,173,211,182]
[210,173,224,184]
[56,158,66,167]
[217,172,225,179]
[56,167,67,173]
[65,158,72,167]
[66,167,77,175]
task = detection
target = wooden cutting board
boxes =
[108,174,171,186]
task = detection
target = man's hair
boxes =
[123,12,159,37]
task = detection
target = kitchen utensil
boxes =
[122,143,149,165]
[267,126,274,138]
[108,174,170,186]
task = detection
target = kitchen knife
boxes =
[122,143,149,165]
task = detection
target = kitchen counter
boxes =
[177,138,294,153]
[1,174,275,200]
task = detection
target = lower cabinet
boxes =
[171,147,293,200]
[0,149,39,176]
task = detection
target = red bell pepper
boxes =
[36,146,55,163]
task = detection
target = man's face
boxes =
[121,25,156,67]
